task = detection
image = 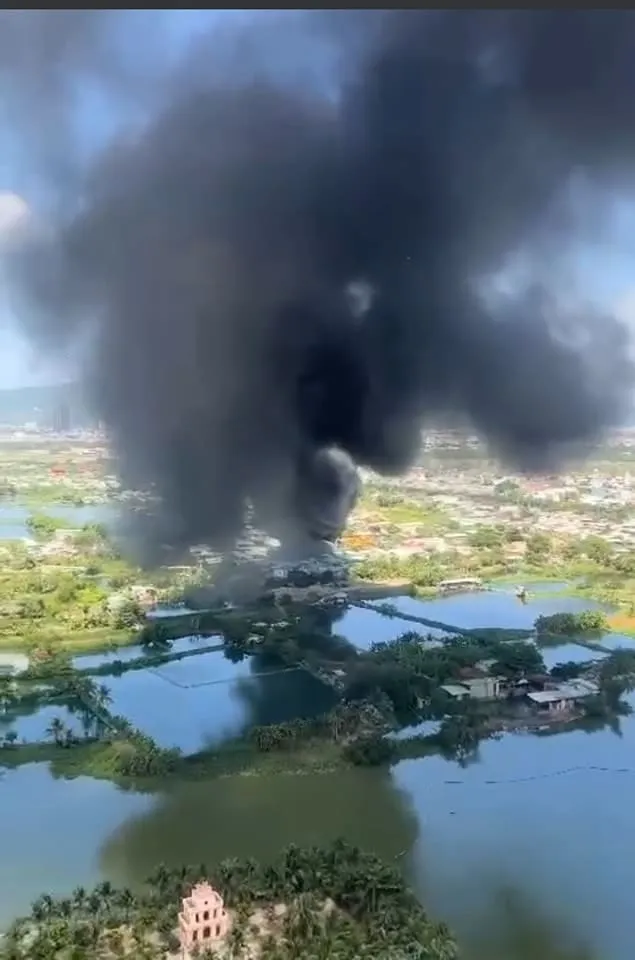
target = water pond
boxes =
[72,632,218,670]
[373,588,612,631]
[539,641,607,670]
[101,652,335,753]
[336,603,447,650]
[2,587,635,960]
[0,503,113,540]
[0,704,85,744]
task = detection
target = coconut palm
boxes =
[45,716,66,745]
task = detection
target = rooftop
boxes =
[440,683,471,698]
[527,679,599,705]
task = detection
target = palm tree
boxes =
[95,879,114,903]
[114,886,135,920]
[30,897,48,923]
[46,716,66,745]
[148,861,172,895]
[95,683,112,711]
[71,886,87,910]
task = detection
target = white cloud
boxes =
[615,288,635,326]
[0,191,29,231]
[0,191,31,249]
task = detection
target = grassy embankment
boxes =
[0,624,138,653]
[0,735,345,784]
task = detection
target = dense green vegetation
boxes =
[0,841,457,960]
[0,512,203,652]
[535,611,608,636]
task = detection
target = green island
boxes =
[0,841,456,960]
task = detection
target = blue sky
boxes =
[0,10,634,391]
[0,10,226,391]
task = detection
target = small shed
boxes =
[440,683,471,700]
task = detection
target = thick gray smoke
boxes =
[2,11,635,556]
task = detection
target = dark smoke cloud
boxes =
[3,11,635,555]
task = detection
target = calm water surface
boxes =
[98,654,334,753]
[0,765,151,926]
[1,590,634,959]
[0,704,85,743]
[0,503,113,540]
[540,642,607,669]
[377,589,613,631]
[337,603,448,649]
[15,651,334,755]
[71,632,216,670]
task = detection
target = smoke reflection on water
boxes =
[96,608,604,958]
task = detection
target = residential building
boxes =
[525,678,599,714]
[440,675,502,701]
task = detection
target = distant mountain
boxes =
[0,382,94,427]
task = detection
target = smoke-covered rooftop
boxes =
[2,11,635,556]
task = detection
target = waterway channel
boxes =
[1,587,634,959]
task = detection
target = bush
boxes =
[343,734,396,767]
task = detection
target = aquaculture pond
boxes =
[370,587,614,632]
[366,586,632,658]
[97,651,336,754]
[0,704,86,744]
[336,602,447,649]
[71,632,218,670]
[2,589,635,960]
[539,641,608,670]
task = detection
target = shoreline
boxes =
[0,625,141,655]
[0,700,612,787]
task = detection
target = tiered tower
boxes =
[178,882,230,958]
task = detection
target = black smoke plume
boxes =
[2,11,635,556]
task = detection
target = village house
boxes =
[440,659,508,702]
[440,660,579,705]
[525,678,600,714]
[440,674,503,702]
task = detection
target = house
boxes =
[508,674,555,698]
[440,675,502,701]
[440,683,471,701]
[525,678,599,714]
[453,664,505,701]
[461,676,502,700]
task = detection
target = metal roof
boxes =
[440,683,470,697]
[527,680,599,704]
